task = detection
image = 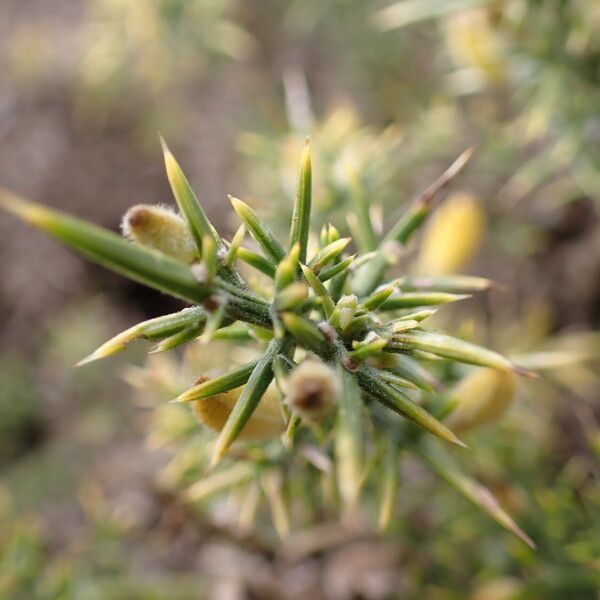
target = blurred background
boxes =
[0,0,599,598]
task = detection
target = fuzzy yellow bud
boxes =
[191,377,284,441]
[287,360,340,423]
[448,367,516,432]
[416,192,485,276]
[121,204,198,263]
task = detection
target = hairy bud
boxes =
[121,204,198,263]
[287,360,340,423]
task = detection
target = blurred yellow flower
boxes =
[192,380,284,441]
[449,367,516,432]
[416,192,485,275]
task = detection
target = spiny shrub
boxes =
[0,140,535,545]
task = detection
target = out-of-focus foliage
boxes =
[75,0,253,131]
[0,503,68,600]
[0,488,203,599]
[377,0,600,207]
[3,0,252,143]
[0,363,42,465]
[238,105,404,232]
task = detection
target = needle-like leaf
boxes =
[261,470,290,538]
[416,439,535,548]
[226,223,246,268]
[289,140,312,263]
[389,354,440,392]
[175,359,260,403]
[395,309,437,322]
[308,237,351,274]
[184,462,256,502]
[229,195,286,263]
[388,330,515,371]
[301,264,335,317]
[275,243,300,290]
[336,366,365,510]
[394,274,495,293]
[375,369,418,390]
[353,148,474,295]
[236,246,277,278]
[356,364,466,447]
[318,254,356,282]
[211,322,257,342]
[362,285,396,311]
[211,338,288,466]
[76,307,206,366]
[200,234,217,284]
[379,292,470,310]
[377,437,399,531]
[0,190,210,304]
[150,320,206,353]
[161,138,222,254]
[348,335,388,363]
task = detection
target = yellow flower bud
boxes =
[448,367,516,432]
[287,360,340,423]
[191,377,284,441]
[121,204,198,263]
[416,192,485,276]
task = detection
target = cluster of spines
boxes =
[0,140,535,546]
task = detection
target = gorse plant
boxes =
[0,140,536,546]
